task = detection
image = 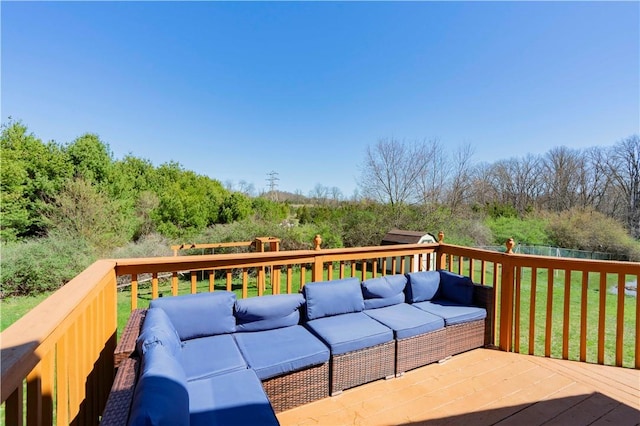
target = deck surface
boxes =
[277,348,640,426]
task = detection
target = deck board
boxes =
[277,349,640,426]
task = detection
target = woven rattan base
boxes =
[330,340,395,395]
[114,309,147,368]
[445,319,485,357]
[396,328,447,375]
[100,357,139,426]
[262,362,329,412]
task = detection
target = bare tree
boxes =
[446,144,475,211]
[469,162,497,207]
[541,146,581,212]
[486,155,543,215]
[575,147,611,211]
[415,138,448,205]
[607,135,640,238]
[309,183,329,204]
[358,138,432,206]
[330,186,343,204]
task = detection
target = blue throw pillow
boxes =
[150,292,237,340]
[303,278,364,320]
[142,308,181,340]
[235,294,305,332]
[362,275,407,309]
[129,344,189,426]
[405,271,441,303]
[439,270,474,305]
[136,326,183,357]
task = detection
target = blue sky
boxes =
[2,1,638,197]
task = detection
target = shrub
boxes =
[486,215,550,246]
[545,208,639,260]
[109,233,174,258]
[1,234,95,297]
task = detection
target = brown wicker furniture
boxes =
[262,361,329,412]
[114,308,146,368]
[395,327,447,375]
[330,340,396,395]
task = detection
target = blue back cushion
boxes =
[235,293,305,332]
[129,344,189,426]
[362,275,407,309]
[303,278,364,320]
[439,270,475,305]
[150,291,236,340]
[405,271,441,303]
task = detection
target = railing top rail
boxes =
[170,241,254,251]
[114,243,439,275]
[0,259,116,402]
[440,243,640,274]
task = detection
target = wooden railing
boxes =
[170,236,281,256]
[118,242,439,311]
[438,242,640,369]
[1,240,638,425]
[1,260,117,426]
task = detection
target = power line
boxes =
[266,171,279,201]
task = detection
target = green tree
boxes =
[45,177,134,253]
[152,164,227,237]
[1,121,72,240]
[219,192,252,223]
[65,133,113,184]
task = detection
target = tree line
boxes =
[2,120,639,297]
[358,136,640,240]
[1,120,288,250]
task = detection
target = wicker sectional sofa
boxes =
[100,270,493,426]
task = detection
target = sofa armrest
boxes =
[473,284,495,347]
[115,309,147,368]
[100,357,139,426]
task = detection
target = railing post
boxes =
[436,231,446,270]
[499,238,516,351]
[312,235,323,282]
[270,238,280,294]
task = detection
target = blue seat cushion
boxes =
[234,325,329,380]
[405,270,441,303]
[150,291,236,340]
[362,275,407,309]
[129,344,189,426]
[188,369,279,426]
[364,303,445,339]
[180,334,247,381]
[136,308,183,357]
[235,293,305,332]
[305,312,393,355]
[412,300,487,326]
[439,270,475,305]
[303,277,364,320]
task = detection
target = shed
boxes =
[381,229,437,245]
[380,229,437,273]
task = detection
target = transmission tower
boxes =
[266,171,280,201]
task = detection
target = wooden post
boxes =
[436,231,446,270]
[255,238,265,293]
[270,239,280,294]
[499,238,516,351]
[312,235,323,282]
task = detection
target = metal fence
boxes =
[478,244,622,261]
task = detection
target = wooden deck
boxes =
[277,349,640,426]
